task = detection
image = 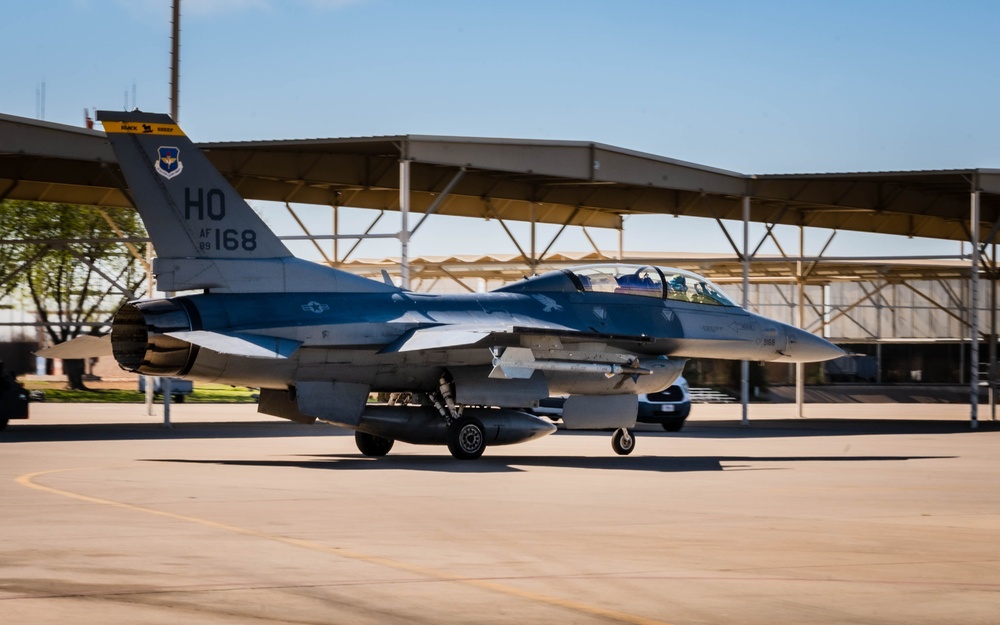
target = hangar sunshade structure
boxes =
[2,111,999,425]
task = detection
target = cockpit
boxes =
[563,265,736,307]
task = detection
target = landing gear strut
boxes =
[431,373,488,460]
[611,428,635,455]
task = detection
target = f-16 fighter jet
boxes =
[43,111,843,459]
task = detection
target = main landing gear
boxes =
[447,416,486,460]
[434,375,487,460]
[611,427,635,455]
[360,379,490,461]
[356,381,637,459]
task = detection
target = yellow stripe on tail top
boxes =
[102,120,185,136]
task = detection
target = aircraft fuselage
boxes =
[112,268,837,399]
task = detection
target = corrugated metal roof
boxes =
[2,111,1000,242]
[205,134,747,178]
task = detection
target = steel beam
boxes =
[96,208,149,273]
[65,249,135,299]
[339,211,387,263]
[0,246,49,293]
[285,202,332,265]
[537,208,582,263]
[409,167,465,237]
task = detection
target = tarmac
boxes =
[1,402,999,625]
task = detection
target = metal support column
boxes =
[399,160,411,290]
[991,240,997,421]
[333,205,339,264]
[530,203,537,274]
[970,188,980,429]
[741,195,750,426]
[796,225,805,418]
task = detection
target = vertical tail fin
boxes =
[96,110,395,294]
[97,110,290,260]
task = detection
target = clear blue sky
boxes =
[3,0,995,260]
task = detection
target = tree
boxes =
[0,202,31,302]
[0,201,147,389]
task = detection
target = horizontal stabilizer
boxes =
[165,330,301,359]
[36,335,113,359]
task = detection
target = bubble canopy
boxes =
[562,265,737,307]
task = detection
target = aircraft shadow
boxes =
[0,420,350,443]
[1,418,995,444]
[143,452,952,474]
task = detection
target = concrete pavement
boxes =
[1,403,998,624]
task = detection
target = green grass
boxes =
[24,383,259,404]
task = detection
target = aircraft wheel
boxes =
[611,428,635,455]
[355,431,394,457]
[447,416,486,460]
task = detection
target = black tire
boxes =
[611,428,635,455]
[447,416,486,460]
[355,431,394,457]
[172,394,185,404]
[661,421,684,432]
[0,418,8,431]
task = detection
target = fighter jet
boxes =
[41,111,843,459]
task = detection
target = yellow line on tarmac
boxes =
[17,468,675,625]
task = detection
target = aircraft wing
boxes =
[380,324,658,354]
[165,331,302,359]
[379,326,501,353]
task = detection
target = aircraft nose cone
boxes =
[785,326,845,362]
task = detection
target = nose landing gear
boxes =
[611,428,635,455]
